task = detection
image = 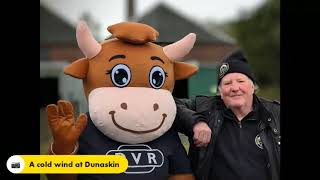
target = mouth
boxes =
[109,111,167,134]
[231,94,243,97]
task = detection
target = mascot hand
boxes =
[46,100,87,154]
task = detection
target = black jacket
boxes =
[174,95,280,180]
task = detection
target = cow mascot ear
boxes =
[163,33,198,80]
[64,21,101,79]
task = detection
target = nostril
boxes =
[121,103,127,110]
[153,103,159,111]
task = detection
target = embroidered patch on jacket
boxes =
[255,134,264,149]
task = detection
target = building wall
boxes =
[187,43,236,64]
[50,46,83,61]
[188,66,219,98]
[184,44,236,98]
[41,44,83,62]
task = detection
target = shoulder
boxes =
[258,97,280,114]
[273,100,280,105]
[194,95,214,99]
[194,95,222,107]
[259,97,280,106]
[194,95,220,103]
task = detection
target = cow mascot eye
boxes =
[149,66,166,89]
[110,64,131,87]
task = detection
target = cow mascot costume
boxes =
[46,21,198,180]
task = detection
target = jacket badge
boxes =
[255,134,264,149]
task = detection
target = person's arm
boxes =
[173,97,211,147]
[174,97,209,135]
[173,97,200,136]
[174,97,196,110]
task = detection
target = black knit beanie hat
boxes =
[218,49,256,85]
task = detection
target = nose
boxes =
[230,83,240,92]
[121,102,127,110]
[153,103,159,111]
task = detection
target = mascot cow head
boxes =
[64,21,198,144]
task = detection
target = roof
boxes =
[137,3,235,45]
[40,4,77,45]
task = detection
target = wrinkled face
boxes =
[86,40,176,143]
[219,73,254,109]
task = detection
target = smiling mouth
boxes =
[231,95,243,97]
[109,111,167,134]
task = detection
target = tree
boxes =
[226,0,280,87]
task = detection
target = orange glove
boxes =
[46,100,87,154]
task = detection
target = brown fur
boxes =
[108,22,159,44]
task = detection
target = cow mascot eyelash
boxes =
[46,21,198,180]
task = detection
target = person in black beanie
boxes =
[174,48,280,180]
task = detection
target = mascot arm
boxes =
[46,100,87,154]
[45,100,88,180]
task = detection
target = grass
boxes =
[179,133,190,152]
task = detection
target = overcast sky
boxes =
[40,0,266,38]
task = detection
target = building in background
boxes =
[137,3,236,98]
[40,4,87,114]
